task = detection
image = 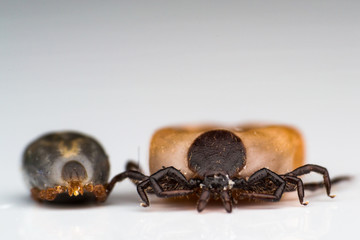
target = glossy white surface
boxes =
[1,1,359,239]
[0,179,358,240]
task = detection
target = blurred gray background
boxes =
[2,1,359,178]
[0,1,359,239]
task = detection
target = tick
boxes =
[23,132,145,202]
[133,125,347,213]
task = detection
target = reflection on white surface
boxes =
[19,208,112,240]
[9,204,341,240]
[0,204,13,209]
[0,179,357,240]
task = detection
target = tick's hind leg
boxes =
[303,176,352,192]
[285,164,334,198]
[137,167,194,207]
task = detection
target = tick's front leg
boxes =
[137,167,194,207]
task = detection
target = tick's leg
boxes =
[197,189,211,212]
[245,168,286,201]
[137,167,194,207]
[303,176,352,192]
[238,192,279,201]
[283,175,308,205]
[126,161,143,172]
[125,161,145,185]
[137,180,151,206]
[150,167,191,187]
[106,170,147,195]
[148,167,194,198]
[286,164,334,197]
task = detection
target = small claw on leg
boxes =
[140,202,149,207]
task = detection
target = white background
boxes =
[1,1,359,239]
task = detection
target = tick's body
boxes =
[149,125,304,179]
[134,125,340,213]
[23,132,145,202]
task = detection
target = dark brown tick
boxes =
[23,132,145,202]
[127,125,349,213]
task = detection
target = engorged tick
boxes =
[23,132,145,202]
[127,125,349,212]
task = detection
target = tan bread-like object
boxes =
[149,125,304,179]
